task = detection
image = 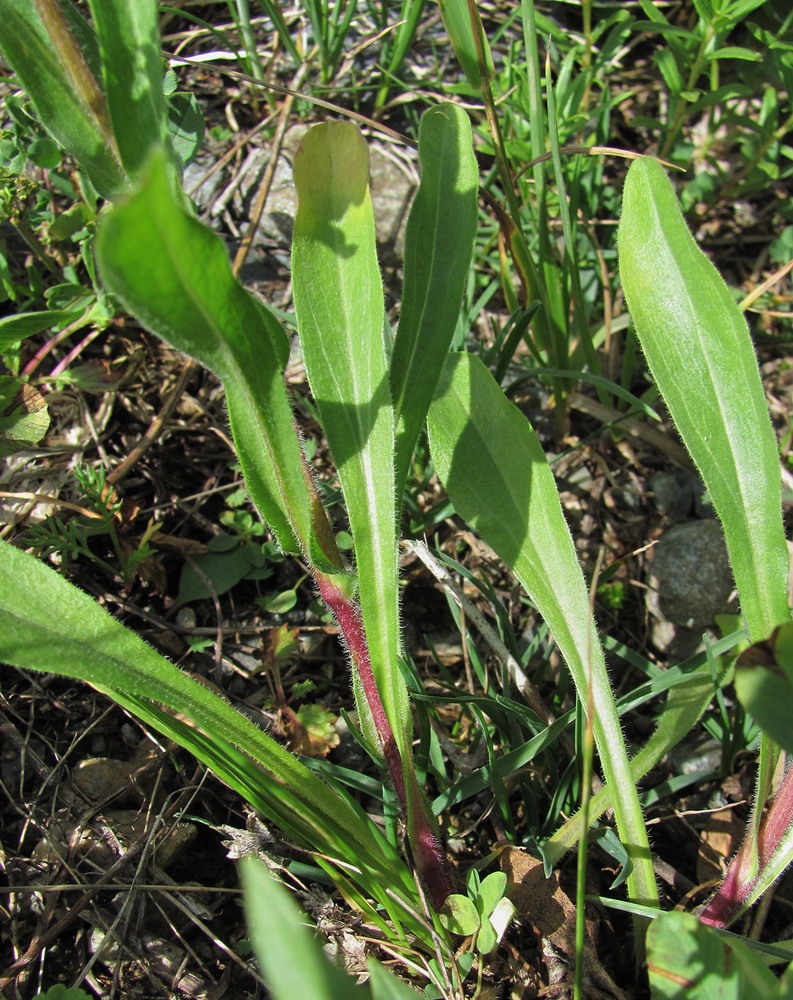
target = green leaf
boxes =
[175,540,254,607]
[618,157,790,643]
[391,104,478,496]
[0,310,71,348]
[167,91,205,168]
[32,987,91,1000]
[706,46,762,61]
[261,588,298,614]
[476,916,497,955]
[440,893,480,936]
[735,624,793,754]
[86,0,176,180]
[292,123,409,751]
[438,0,494,91]
[736,665,793,755]
[27,136,61,169]
[477,870,507,916]
[427,352,658,917]
[0,376,50,456]
[647,911,781,999]
[96,151,311,559]
[0,539,420,924]
[0,0,126,198]
[240,857,366,1000]
[366,960,421,999]
[49,202,94,241]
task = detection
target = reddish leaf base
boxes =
[317,574,454,907]
[700,762,793,928]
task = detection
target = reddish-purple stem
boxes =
[316,574,453,907]
[700,762,793,928]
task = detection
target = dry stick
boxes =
[169,56,412,147]
[232,60,309,275]
[106,358,197,486]
[0,765,206,990]
[0,838,148,990]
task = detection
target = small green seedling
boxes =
[439,869,516,957]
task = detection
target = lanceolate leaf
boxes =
[96,152,311,559]
[292,123,409,752]
[0,0,125,198]
[428,352,658,913]
[0,540,421,925]
[241,858,422,999]
[391,104,478,496]
[86,0,177,181]
[618,157,790,642]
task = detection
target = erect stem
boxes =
[316,573,453,907]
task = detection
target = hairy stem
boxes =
[700,762,793,928]
[316,573,453,907]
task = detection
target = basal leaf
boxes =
[96,151,310,558]
[86,0,178,181]
[292,123,409,751]
[0,539,418,909]
[428,352,658,913]
[241,857,361,1000]
[0,0,125,198]
[618,157,790,642]
[391,104,478,496]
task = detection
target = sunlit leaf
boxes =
[292,122,409,752]
[96,152,312,559]
[428,351,658,914]
[391,104,478,496]
[618,157,790,642]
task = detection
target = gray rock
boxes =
[646,519,735,638]
[649,470,692,519]
[649,469,714,522]
[204,124,415,256]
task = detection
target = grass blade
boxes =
[545,658,721,864]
